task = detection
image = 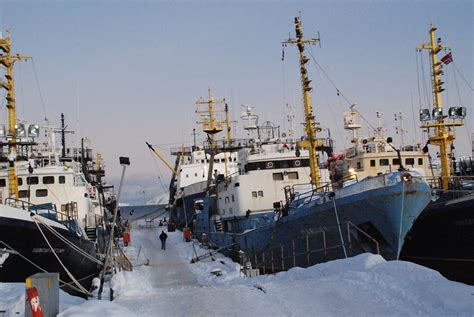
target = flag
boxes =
[440,52,453,65]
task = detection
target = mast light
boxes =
[15,123,26,137]
[28,124,40,138]
[419,109,430,121]
[448,107,466,119]
[432,108,443,119]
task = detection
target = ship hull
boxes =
[400,192,474,285]
[0,208,100,297]
[196,172,431,269]
[172,191,205,228]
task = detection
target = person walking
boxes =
[159,230,168,250]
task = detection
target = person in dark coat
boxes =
[159,231,168,250]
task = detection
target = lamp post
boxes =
[98,156,130,300]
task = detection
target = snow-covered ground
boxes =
[1,219,473,316]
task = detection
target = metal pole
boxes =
[332,196,347,258]
[98,157,129,300]
[306,235,310,267]
[280,245,284,271]
[292,240,296,268]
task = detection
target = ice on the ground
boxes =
[2,218,473,317]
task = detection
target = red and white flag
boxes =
[440,52,453,65]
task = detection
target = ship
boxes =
[0,33,114,297]
[322,25,474,285]
[192,17,432,271]
[147,88,239,228]
[398,25,474,285]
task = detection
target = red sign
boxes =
[26,287,44,317]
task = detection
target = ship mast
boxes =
[195,88,224,151]
[417,25,464,191]
[0,33,31,198]
[283,17,321,189]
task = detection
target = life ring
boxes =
[400,172,412,183]
[294,160,301,167]
[266,161,274,169]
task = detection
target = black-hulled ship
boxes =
[0,33,115,297]
[335,26,473,284]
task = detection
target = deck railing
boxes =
[251,221,379,274]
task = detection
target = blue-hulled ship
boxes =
[192,17,432,270]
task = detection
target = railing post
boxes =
[323,230,327,256]
[262,252,266,274]
[280,245,284,271]
[306,235,310,267]
[347,222,351,250]
[292,240,296,268]
[271,250,274,273]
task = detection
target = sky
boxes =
[0,0,472,204]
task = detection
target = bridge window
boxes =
[405,158,415,166]
[18,178,23,186]
[379,159,389,166]
[273,173,284,181]
[231,195,235,202]
[392,158,400,165]
[43,176,55,184]
[258,191,264,197]
[19,190,28,198]
[418,158,423,165]
[252,191,257,198]
[0,179,5,187]
[370,160,376,167]
[59,176,66,184]
[287,172,299,180]
[36,189,48,197]
[27,177,39,185]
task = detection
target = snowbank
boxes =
[2,225,473,317]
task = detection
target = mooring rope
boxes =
[32,218,91,295]
[32,215,103,266]
[0,240,89,295]
[332,195,347,258]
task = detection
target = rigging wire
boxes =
[18,62,25,118]
[312,59,346,150]
[452,62,474,91]
[148,149,170,194]
[306,47,382,141]
[307,47,353,107]
[419,51,431,110]
[31,58,48,119]
[415,51,424,110]
[452,60,464,106]
[281,52,288,134]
